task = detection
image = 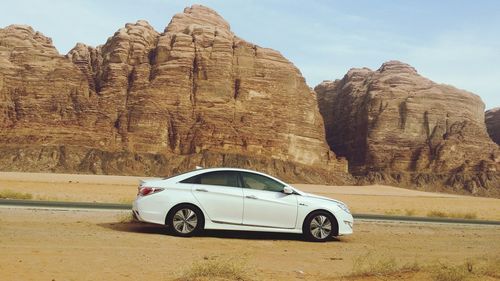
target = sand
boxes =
[0,208,499,281]
[1,172,499,220]
[1,172,499,280]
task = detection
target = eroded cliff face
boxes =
[0,25,99,137]
[0,5,349,183]
[486,108,500,145]
[316,61,500,196]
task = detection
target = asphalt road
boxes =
[1,199,499,226]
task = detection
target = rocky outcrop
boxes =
[486,107,500,145]
[0,25,100,141]
[0,6,349,183]
[316,61,500,196]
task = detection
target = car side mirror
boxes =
[283,186,294,195]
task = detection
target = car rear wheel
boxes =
[168,205,203,237]
[303,211,337,242]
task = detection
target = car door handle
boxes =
[245,195,258,199]
[195,188,208,192]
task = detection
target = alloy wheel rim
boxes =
[310,215,332,239]
[173,208,198,234]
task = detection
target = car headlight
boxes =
[337,203,351,214]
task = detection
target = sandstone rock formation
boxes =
[316,61,500,196]
[0,6,349,183]
[486,107,500,145]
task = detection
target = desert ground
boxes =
[0,208,498,281]
[1,172,499,220]
[1,172,499,280]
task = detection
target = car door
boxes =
[240,172,298,229]
[184,171,243,224]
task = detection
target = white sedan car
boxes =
[132,168,353,242]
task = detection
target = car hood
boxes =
[302,192,346,206]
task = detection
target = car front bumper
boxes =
[337,212,354,236]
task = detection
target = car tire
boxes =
[167,204,204,237]
[303,211,338,242]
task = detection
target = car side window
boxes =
[241,172,284,192]
[181,171,240,187]
[180,175,200,184]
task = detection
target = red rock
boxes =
[316,61,500,196]
[486,107,500,145]
[0,6,349,184]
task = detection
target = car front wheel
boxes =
[168,205,203,237]
[303,211,337,242]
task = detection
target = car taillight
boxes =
[137,186,164,196]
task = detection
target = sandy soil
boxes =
[0,208,498,281]
[1,172,500,220]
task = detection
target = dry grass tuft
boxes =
[348,254,421,279]
[382,209,417,217]
[0,189,33,200]
[383,209,400,215]
[405,209,416,216]
[459,213,477,220]
[34,195,68,201]
[427,210,477,219]
[427,211,448,218]
[382,209,480,219]
[428,259,500,281]
[116,213,134,223]
[117,197,133,204]
[431,263,469,281]
[478,257,500,278]
[343,257,500,281]
[176,257,253,281]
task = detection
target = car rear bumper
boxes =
[131,208,141,221]
[132,196,169,225]
[131,201,144,222]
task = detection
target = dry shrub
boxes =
[427,210,447,218]
[348,254,420,279]
[479,257,500,278]
[384,209,401,215]
[0,189,33,200]
[176,257,253,281]
[343,255,499,281]
[116,213,134,223]
[383,209,417,216]
[431,264,468,281]
[427,211,477,219]
[430,258,500,281]
[460,213,478,220]
[405,209,416,216]
[34,195,69,201]
[117,197,133,204]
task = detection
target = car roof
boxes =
[193,167,266,173]
[168,167,286,183]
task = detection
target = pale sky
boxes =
[1,0,498,109]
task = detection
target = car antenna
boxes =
[195,166,204,170]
